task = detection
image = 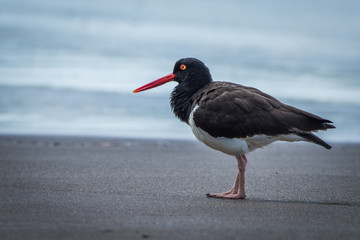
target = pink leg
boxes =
[206,155,248,199]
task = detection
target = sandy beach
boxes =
[1,134,359,239]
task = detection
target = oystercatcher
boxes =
[133,57,335,199]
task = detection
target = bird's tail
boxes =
[296,132,332,149]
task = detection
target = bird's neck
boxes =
[170,85,195,123]
[170,80,211,123]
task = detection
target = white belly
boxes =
[188,106,304,156]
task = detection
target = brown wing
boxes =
[191,82,334,139]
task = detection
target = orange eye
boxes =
[180,64,187,70]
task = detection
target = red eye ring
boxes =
[180,64,187,70]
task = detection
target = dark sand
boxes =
[1,135,359,239]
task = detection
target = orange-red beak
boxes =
[133,73,176,93]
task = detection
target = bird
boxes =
[133,57,335,199]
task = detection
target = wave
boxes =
[1,71,359,105]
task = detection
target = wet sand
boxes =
[1,135,359,239]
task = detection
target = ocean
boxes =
[1,0,359,142]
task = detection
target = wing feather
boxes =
[191,82,334,139]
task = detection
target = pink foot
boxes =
[206,155,248,200]
[206,192,246,199]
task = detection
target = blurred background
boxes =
[0,0,359,141]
